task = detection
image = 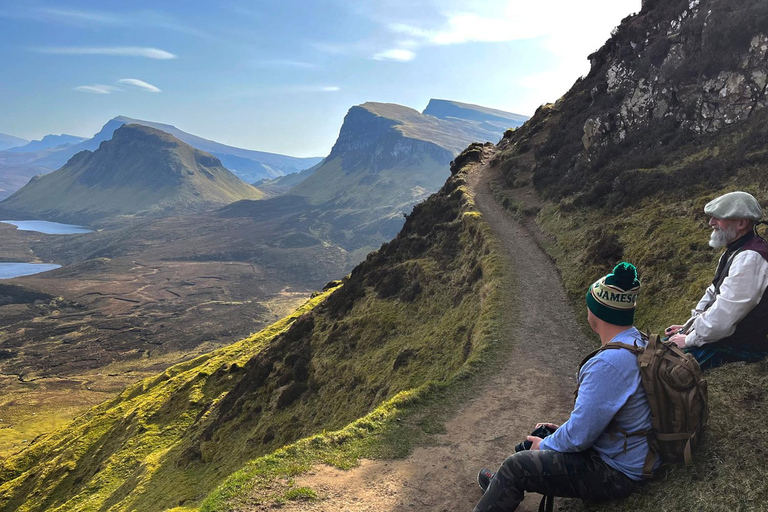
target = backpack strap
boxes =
[575,341,643,400]
[576,337,661,479]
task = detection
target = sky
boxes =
[0,0,641,157]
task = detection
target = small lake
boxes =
[1,220,93,234]
[0,263,62,279]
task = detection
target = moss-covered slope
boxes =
[0,148,503,511]
[492,0,768,509]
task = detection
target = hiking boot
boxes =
[477,468,495,492]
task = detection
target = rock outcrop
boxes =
[582,0,768,150]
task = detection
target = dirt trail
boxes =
[276,156,595,511]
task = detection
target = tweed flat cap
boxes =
[704,191,763,221]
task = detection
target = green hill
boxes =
[1,125,264,223]
[0,149,503,511]
[226,100,523,256]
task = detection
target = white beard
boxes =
[709,225,739,248]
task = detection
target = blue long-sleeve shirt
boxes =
[539,327,655,480]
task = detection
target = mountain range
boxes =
[6,134,87,153]
[1,125,264,222]
[0,133,28,151]
[226,100,527,253]
[0,98,527,508]
[0,117,323,200]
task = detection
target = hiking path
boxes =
[270,151,594,511]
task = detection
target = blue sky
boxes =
[0,0,640,157]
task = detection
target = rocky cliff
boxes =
[582,0,768,149]
[227,100,523,254]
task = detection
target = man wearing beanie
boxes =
[475,262,655,512]
[666,191,768,369]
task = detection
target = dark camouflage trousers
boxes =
[473,449,641,512]
[685,344,767,370]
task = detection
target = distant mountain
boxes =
[1,124,264,223]
[28,116,323,182]
[0,117,323,199]
[0,133,28,151]
[423,99,528,131]
[289,102,457,205]
[8,134,87,153]
[225,99,527,251]
[253,159,324,198]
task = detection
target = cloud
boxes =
[32,46,178,59]
[372,49,416,61]
[4,7,213,39]
[74,79,163,95]
[386,0,639,50]
[322,86,341,92]
[117,78,162,92]
[74,84,119,94]
[40,7,121,24]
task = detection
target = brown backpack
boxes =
[579,333,709,478]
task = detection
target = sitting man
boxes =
[474,262,655,512]
[666,191,768,369]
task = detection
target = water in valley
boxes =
[1,220,93,234]
[1,220,92,277]
[0,263,62,279]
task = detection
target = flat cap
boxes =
[704,191,763,221]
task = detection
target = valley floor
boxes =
[0,221,314,457]
[259,153,596,511]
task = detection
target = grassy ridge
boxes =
[0,150,509,511]
[199,149,512,510]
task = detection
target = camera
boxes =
[514,424,557,452]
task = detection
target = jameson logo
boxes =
[594,289,638,304]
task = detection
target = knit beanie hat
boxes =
[704,191,763,221]
[585,262,641,326]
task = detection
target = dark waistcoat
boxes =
[709,232,768,351]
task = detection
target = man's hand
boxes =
[669,333,687,348]
[535,422,559,431]
[527,436,543,450]
[665,325,684,336]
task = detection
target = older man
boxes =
[666,191,768,369]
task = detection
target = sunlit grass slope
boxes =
[0,148,506,511]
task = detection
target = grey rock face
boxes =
[582,1,768,151]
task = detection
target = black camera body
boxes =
[514,424,557,452]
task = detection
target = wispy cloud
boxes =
[372,48,416,61]
[75,78,163,94]
[74,84,119,95]
[365,0,638,64]
[40,7,121,24]
[0,6,213,39]
[33,46,177,59]
[117,78,162,92]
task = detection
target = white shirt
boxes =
[685,250,768,347]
